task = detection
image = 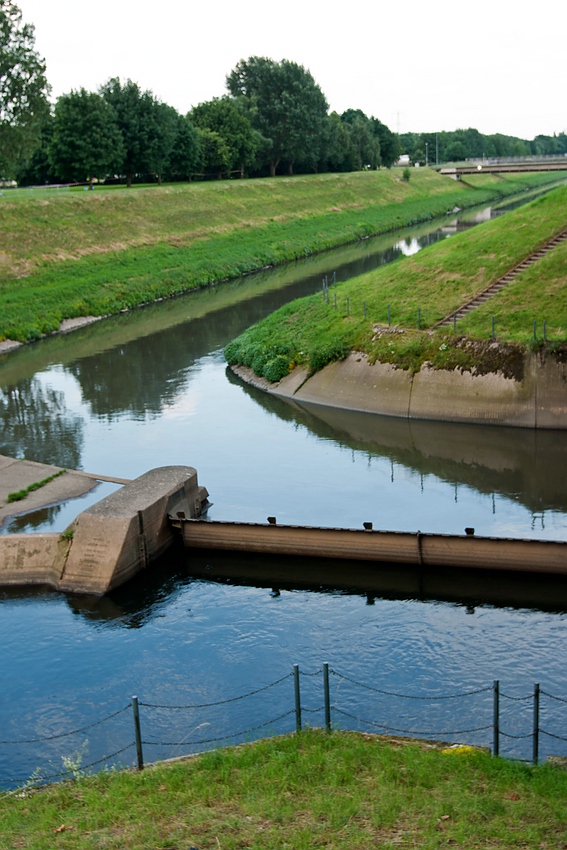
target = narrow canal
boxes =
[1,187,566,784]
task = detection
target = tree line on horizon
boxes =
[1,0,566,188]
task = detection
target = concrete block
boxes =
[409,357,537,427]
[295,353,413,418]
[0,534,65,586]
[535,354,567,429]
[59,466,207,595]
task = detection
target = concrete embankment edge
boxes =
[234,350,567,429]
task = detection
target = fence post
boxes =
[333,271,336,285]
[543,320,547,343]
[323,662,331,732]
[363,301,367,319]
[533,320,537,340]
[346,297,350,316]
[294,664,302,733]
[491,316,495,340]
[132,696,144,770]
[387,304,391,327]
[453,312,457,333]
[417,307,421,330]
[493,680,500,757]
[533,683,540,766]
[334,292,337,310]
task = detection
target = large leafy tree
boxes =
[49,89,124,187]
[370,118,400,168]
[0,0,50,177]
[341,109,380,170]
[100,78,177,186]
[191,97,260,176]
[167,114,200,180]
[197,127,231,179]
[226,56,328,176]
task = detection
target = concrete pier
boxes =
[0,466,208,595]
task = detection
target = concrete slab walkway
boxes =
[0,455,131,529]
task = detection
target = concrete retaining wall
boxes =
[245,350,567,429]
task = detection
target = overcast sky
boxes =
[18,0,566,141]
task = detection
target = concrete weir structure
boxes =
[0,467,208,595]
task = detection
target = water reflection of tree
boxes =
[0,378,84,468]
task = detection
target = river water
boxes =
[1,188,566,785]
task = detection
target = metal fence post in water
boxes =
[294,664,302,733]
[493,680,500,757]
[323,662,331,732]
[533,683,540,765]
[132,696,144,770]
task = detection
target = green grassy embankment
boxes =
[225,185,567,382]
[0,169,564,343]
[1,730,566,849]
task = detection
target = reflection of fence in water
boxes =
[1,665,566,789]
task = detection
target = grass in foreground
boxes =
[1,171,564,344]
[225,186,567,380]
[1,730,566,849]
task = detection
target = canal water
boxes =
[1,188,567,784]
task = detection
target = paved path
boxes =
[0,455,131,528]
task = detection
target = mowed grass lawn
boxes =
[225,185,567,380]
[0,170,564,343]
[1,730,566,850]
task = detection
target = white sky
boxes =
[18,0,567,141]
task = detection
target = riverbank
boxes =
[233,344,567,428]
[226,186,567,428]
[1,729,566,849]
[1,170,564,346]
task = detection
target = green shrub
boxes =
[263,355,291,383]
[251,349,269,375]
[309,341,351,372]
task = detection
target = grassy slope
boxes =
[1,731,566,849]
[225,185,567,380]
[0,170,564,343]
[462,238,567,341]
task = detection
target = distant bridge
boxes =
[436,156,567,178]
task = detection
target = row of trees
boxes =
[2,3,401,184]
[1,1,564,185]
[19,60,402,186]
[401,128,567,165]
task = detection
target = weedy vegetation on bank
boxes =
[1,730,566,849]
[0,170,564,344]
[225,185,567,380]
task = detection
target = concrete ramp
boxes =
[59,466,208,595]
